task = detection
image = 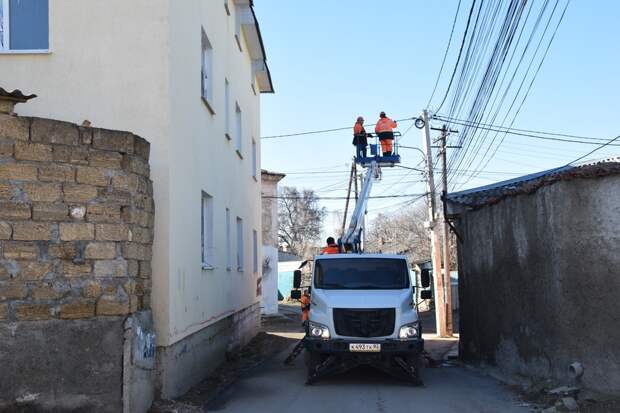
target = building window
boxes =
[235,102,242,157]
[236,217,244,272]
[224,78,231,139]
[226,208,232,271]
[0,0,49,52]
[201,28,214,111]
[251,139,257,180]
[201,192,214,269]
[234,5,243,51]
[252,229,258,273]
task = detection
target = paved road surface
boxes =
[208,332,530,413]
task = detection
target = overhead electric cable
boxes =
[426,0,463,108]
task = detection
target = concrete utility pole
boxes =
[439,125,453,335]
[421,110,447,337]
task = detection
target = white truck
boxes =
[289,133,432,384]
[292,253,432,384]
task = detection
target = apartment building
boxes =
[0,0,273,405]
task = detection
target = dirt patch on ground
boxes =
[150,330,297,413]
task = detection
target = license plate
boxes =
[349,343,381,352]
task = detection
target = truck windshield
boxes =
[314,258,409,290]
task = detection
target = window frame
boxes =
[234,4,243,52]
[251,138,257,180]
[201,27,215,113]
[201,191,215,270]
[236,216,244,272]
[235,102,243,158]
[0,0,50,54]
[252,229,258,274]
[226,207,232,271]
[224,78,231,140]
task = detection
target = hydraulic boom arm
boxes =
[340,161,380,252]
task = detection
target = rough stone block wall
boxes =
[0,113,155,411]
[457,175,620,396]
[0,114,154,322]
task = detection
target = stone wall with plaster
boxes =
[0,111,156,412]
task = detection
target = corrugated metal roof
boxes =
[0,88,37,102]
[447,157,620,209]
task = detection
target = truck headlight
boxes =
[399,321,420,339]
[309,321,330,339]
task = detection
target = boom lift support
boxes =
[339,132,402,252]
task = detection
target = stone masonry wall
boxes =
[0,113,154,323]
[457,175,620,396]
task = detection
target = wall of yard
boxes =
[457,174,620,395]
[0,113,155,412]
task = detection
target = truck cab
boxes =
[296,253,426,384]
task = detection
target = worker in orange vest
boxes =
[375,111,397,156]
[300,289,311,329]
[320,237,340,254]
[352,116,368,161]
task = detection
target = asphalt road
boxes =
[207,332,530,413]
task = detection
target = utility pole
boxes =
[421,110,447,337]
[439,125,453,335]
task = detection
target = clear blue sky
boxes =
[254,1,620,235]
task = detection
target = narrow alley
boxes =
[154,306,531,413]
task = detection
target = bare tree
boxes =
[278,186,326,257]
[366,201,458,267]
[365,202,431,263]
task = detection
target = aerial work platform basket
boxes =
[356,131,402,167]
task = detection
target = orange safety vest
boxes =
[320,244,340,254]
[353,122,364,135]
[375,117,397,134]
[301,293,311,322]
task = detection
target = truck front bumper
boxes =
[304,337,423,355]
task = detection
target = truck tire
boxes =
[304,350,324,375]
[409,353,424,385]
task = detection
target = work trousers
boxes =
[356,144,367,160]
[380,139,394,156]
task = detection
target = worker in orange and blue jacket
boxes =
[375,111,397,156]
[320,237,339,254]
[352,116,368,161]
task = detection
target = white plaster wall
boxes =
[0,0,172,344]
[165,0,262,345]
[0,0,264,347]
[261,245,279,314]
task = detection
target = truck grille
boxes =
[333,308,395,338]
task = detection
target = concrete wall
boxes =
[157,302,260,399]
[457,175,620,395]
[0,114,156,411]
[261,171,284,315]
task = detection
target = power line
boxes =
[261,117,419,139]
[432,115,619,146]
[434,114,605,142]
[567,135,620,165]
[435,0,479,113]
[427,0,463,108]
[264,193,428,201]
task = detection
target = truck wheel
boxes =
[408,354,424,385]
[304,351,324,375]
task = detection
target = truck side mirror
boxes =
[420,269,431,288]
[290,290,301,300]
[420,290,433,300]
[293,270,302,289]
